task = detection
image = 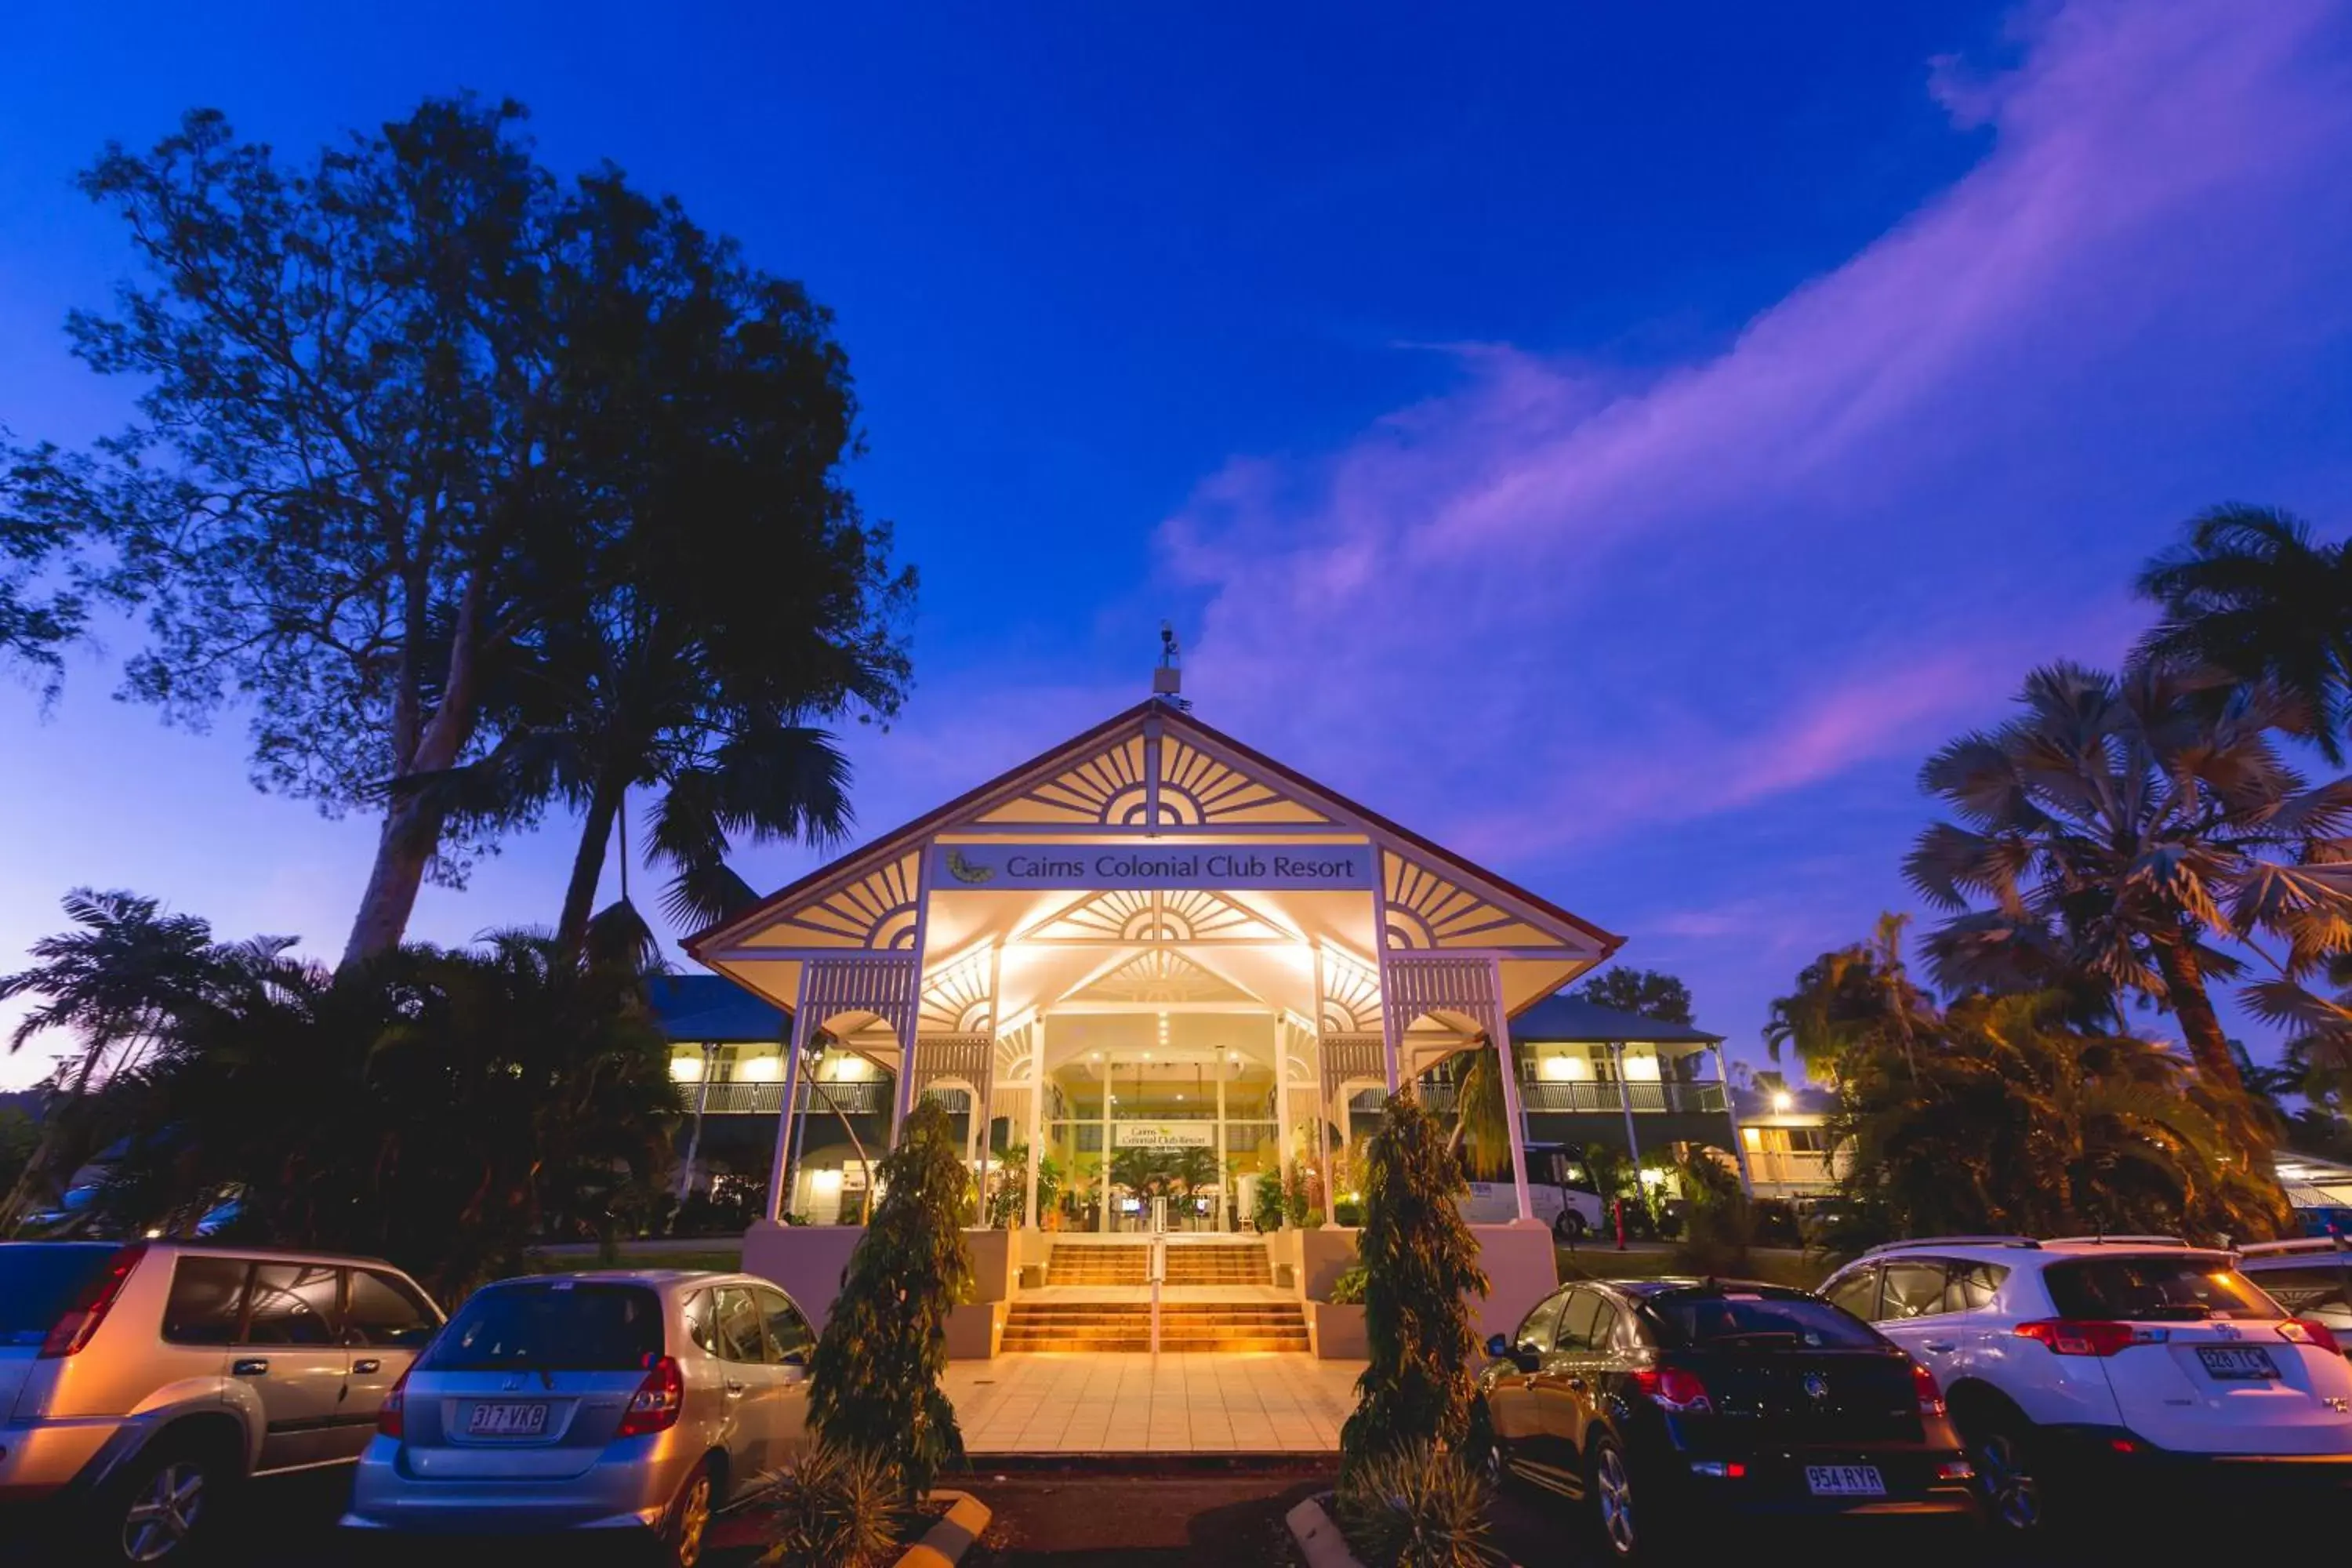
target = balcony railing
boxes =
[1418,1080,1729,1116]
[692,1080,894,1116]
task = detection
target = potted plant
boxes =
[1313,1258,1370,1359]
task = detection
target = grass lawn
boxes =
[1555,1244,1831,1291]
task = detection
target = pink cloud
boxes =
[1156,0,2352,860]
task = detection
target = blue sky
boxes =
[5,1,2351,1086]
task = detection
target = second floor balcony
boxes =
[1416,1077,1729,1116]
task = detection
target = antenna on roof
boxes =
[1153,622,1192,710]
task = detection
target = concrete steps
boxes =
[1044,1244,1150,1285]
[1163,1247,1272,1286]
[1000,1299,1311,1354]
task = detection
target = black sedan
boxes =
[1478,1278,1979,1559]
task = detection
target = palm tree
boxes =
[0,891,289,1228]
[1904,660,2352,1095]
[95,930,679,1301]
[416,597,884,958]
[1446,1040,1512,1181]
[2138,506,2352,762]
[1763,916,1935,1087]
[1831,991,2278,1247]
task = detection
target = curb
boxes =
[1283,1494,1363,1568]
[964,1452,1335,1476]
[893,1489,992,1568]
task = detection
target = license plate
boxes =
[465,1401,550,1436]
[1805,1464,1886,1497]
[2197,1346,2281,1381]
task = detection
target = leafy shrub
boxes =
[1251,1178,1286,1233]
[1334,1198,1363,1226]
[1340,1094,1490,1472]
[1334,1440,1500,1568]
[1327,1261,1368,1305]
[808,1099,971,1501]
[753,1443,901,1568]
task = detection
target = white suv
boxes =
[1820,1236,2352,1537]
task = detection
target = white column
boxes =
[1375,959,1402,1095]
[677,1042,717,1202]
[1024,1022,1046,1230]
[1100,1051,1114,1234]
[1273,1019,1294,1221]
[1214,1057,1229,1232]
[1487,963,1534,1223]
[1711,1043,1754,1195]
[1612,1040,1644,1169]
[766,971,818,1222]
[1318,1034,1337,1225]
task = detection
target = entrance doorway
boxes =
[1037,1012,1282,1235]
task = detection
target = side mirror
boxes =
[1486,1333,1512,1359]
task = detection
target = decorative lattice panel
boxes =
[797,953,921,1045]
[1320,1035,1387,1104]
[912,1035,993,1095]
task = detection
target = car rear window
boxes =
[2043,1255,2281,1322]
[1649,1290,1882,1349]
[0,1245,120,1346]
[417,1282,665,1373]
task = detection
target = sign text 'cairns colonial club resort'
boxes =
[930,841,1376,892]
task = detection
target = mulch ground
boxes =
[957,1468,1329,1566]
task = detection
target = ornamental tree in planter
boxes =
[1340,1091,1490,1473]
[807,1099,972,1501]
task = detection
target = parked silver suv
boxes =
[342,1270,816,1567]
[0,1239,443,1564]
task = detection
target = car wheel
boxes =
[1480,1431,1512,1490]
[1588,1435,1641,1560]
[93,1439,227,1566]
[659,1457,716,1568]
[1553,1210,1588,1242]
[1965,1415,2047,1537]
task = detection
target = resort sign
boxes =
[1112,1122,1217,1149]
[934,841,1374,891]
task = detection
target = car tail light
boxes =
[615,1355,684,1438]
[1634,1366,1711,1414]
[39,1243,147,1359]
[2279,1319,2344,1357]
[2013,1319,2165,1357]
[1911,1359,1946,1417]
[376,1367,411,1439]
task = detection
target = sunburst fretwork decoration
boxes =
[1020,887,1292,944]
[1381,850,1559,950]
[750,851,920,949]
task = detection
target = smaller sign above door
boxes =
[1112,1122,1218,1149]
[933,842,1374,891]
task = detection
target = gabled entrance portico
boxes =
[686,695,1624,1345]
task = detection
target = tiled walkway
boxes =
[944,1352,1363,1453]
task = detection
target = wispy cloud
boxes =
[1131,0,2352,1049]
[1160,0,2352,860]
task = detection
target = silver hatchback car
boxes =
[343,1270,815,1566]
